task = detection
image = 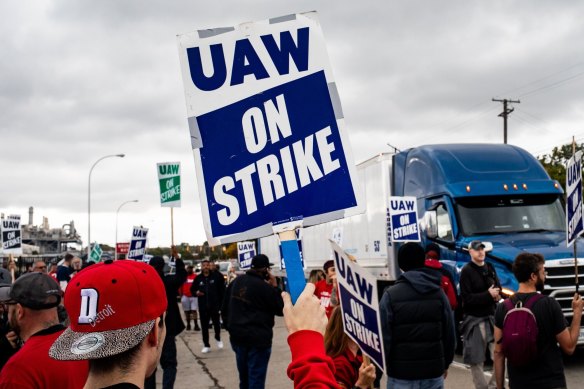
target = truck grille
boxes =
[543,259,584,317]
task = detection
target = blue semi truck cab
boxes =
[393,143,583,338]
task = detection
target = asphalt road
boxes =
[167,315,584,388]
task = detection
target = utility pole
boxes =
[492,98,520,144]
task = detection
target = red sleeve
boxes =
[287,330,339,389]
[332,354,356,389]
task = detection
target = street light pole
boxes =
[88,154,125,260]
[115,200,138,260]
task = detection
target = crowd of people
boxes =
[0,241,581,389]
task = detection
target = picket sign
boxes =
[331,240,385,372]
[177,12,363,302]
[127,226,149,261]
[274,221,305,303]
[1,215,22,255]
[566,139,583,292]
[237,241,256,270]
[388,196,420,242]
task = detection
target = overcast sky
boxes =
[1,1,583,248]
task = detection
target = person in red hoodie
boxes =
[314,260,336,318]
[324,307,376,389]
[425,243,458,311]
[283,283,338,389]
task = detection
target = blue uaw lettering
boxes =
[187,27,310,91]
[213,94,340,226]
[133,229,146,238]
[334,253,374,304]
[343,312,381,352]
[390,199,415,211]
[568,159,581,187]
[238,242,253,251]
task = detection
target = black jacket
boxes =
[221,270,284,348]
[191,270,225,311]
[161,258,187,337]
[460,261,501,317]
[380,268,456,380]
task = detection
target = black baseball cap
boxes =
[251,254,274,269]
[5,273,62,310]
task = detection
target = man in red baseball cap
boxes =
[49,259,167,389]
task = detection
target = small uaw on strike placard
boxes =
[177,11,361,244]
[388,196,420,242]
[566,150,583,247]
[331,240,385,371]
[127,227,148,261]
[237,241,256,269]
[158,162,181,207]
[1,215,22,254]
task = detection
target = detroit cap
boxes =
[49,260,167,361]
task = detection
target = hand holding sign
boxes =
[282,283,327,336]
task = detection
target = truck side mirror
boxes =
[424,210,438,239]
[482,242,494,252]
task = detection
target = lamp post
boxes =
[115,200,138,260]
[88,154,125,260]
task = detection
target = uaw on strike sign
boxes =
[177,12,360,244]
[567,151,584,247]
[1,215,22,254]
[128,227,148,261]
[158,162,181,207]
[331,240,385,371]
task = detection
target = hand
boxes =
[330,273,337,287]
[5,331,18,349]
[7,261,15,271]
[196,291,204,297]
[355,362,376,388]
[488,285,501,300]
[282,283,327,336]
[444,369,448,379]
[572,293,583,316]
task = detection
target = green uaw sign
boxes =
[90,243,103,262]
[157,162,181,207]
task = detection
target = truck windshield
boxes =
[456,194,565,235]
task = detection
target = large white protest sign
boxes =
[388,196,420,242]
[1,215,22,255]
[331,240,385,371]
[237,241,256,269]
[567,151,583,247]
[177,12,361,245]
[158,162,181,208]
[127,227,148,260]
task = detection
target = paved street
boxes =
[152,315,584,388]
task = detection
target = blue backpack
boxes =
[501,294,544,366]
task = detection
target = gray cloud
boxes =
[2,1,584,247]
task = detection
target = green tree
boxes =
[538,142,584,188]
